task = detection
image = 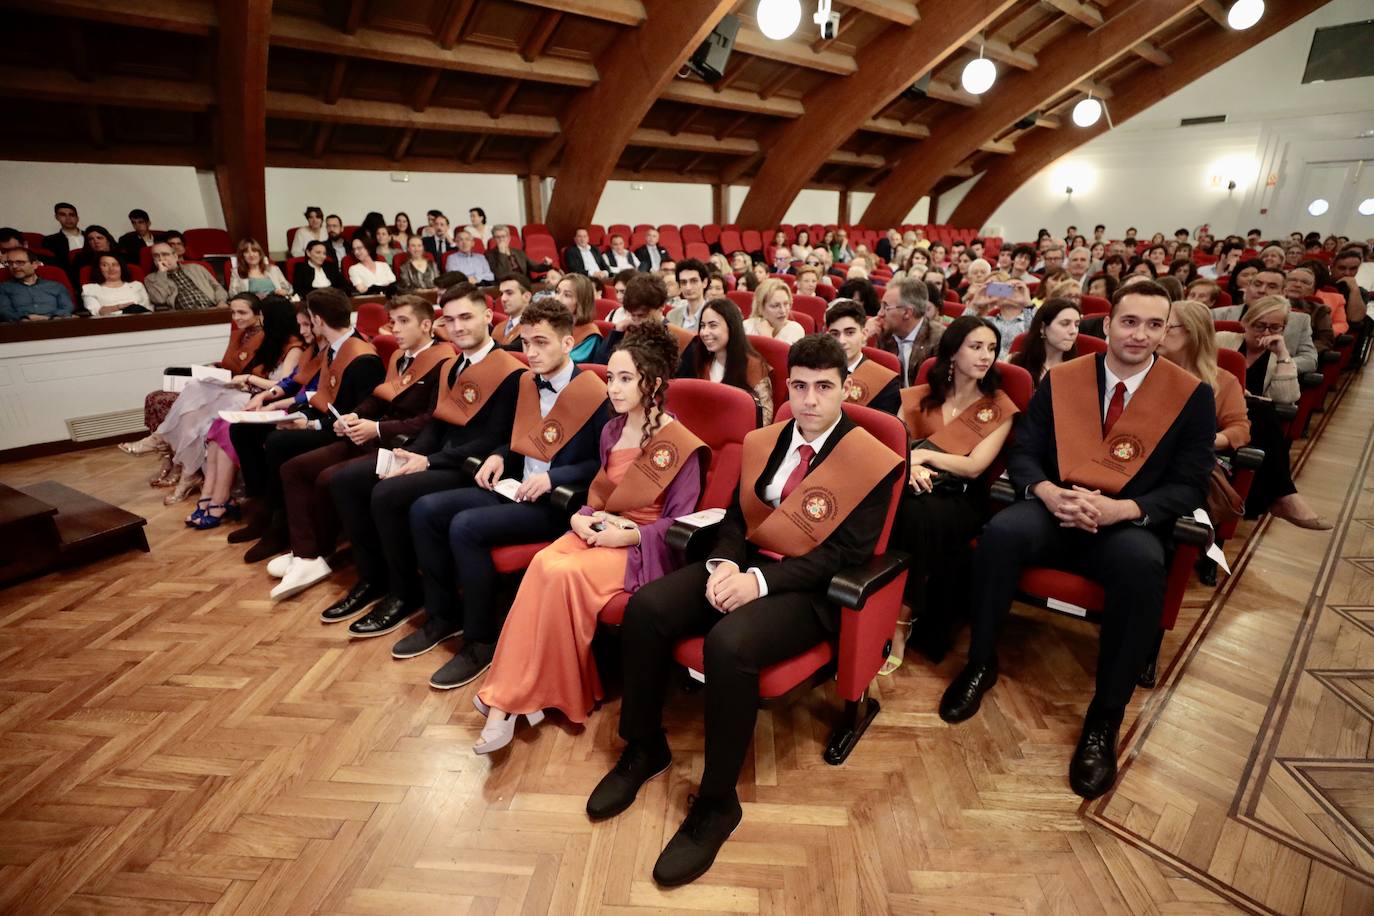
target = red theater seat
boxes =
[727,290,754,316]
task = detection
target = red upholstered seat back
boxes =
[1080,295,1111,315]
[747,334,791,409]
[354,302,388,339]
[595,298,619,319]
[372,334,398,366]
[792,294,826,329]
[727,290,754,316]
[666,378,756,511]
[862,346,900,373]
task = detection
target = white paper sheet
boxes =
[216,410,290,424]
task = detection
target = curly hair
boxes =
[613,321,679,447]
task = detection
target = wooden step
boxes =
[0,481,147,585]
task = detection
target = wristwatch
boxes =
[1276,357,1293,364]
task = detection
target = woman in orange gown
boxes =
[474,322,707,753]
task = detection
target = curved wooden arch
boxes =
[948,0,1335,229]
[859,0,1203,229]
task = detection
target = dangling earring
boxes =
[946,363,955,383]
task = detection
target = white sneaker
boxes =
[270,556,331,601]
[267,553,296,578]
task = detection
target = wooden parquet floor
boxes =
[2,372,1373,915]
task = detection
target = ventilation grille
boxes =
[1180,115,1227,127]
[66,409,147,442]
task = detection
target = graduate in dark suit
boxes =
[268,296,455,601]
[587,334,904,887]
[322,284,526,633]
[400,297,611,687]
[229,288,386,563]
[939,280,1216,800]
[824,298,900,414]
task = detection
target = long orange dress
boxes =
[477,448,664,723]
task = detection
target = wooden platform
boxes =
[0,370,1370,915]
[0,480,148,585]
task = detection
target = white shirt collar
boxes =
[899,320,922,345]
[1103,355,1154,399]
[788,411,843,458]
[405,339,435,359]
[464,337,496,365]
[846,354,864,373]
[542,358,575,392]
[329,333,349,356]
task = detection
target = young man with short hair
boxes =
[665,258,709,330]
[592,273,692,363]
[494,272,533,346]
[588,333,903,886]
[940,282,1215,801]
[324,284,526,633]
[118,209,164,264]
[825,298,899,413]
[402,297,611,686]
[42,202,84,280]
[423,215,454,261]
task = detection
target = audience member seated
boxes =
[269,295,451,600]
[868,278,944,385]
[41,201,84,272]
[1009,298,1082,387]
[676,297,773,424]
[395,235,439,293]
[81,253,150,317]
[1158,299,1249,457]
[604,234,638,271]
[963,277,1034,359]
[554,273,604,363]
[493,273,533,347]
[1085,273,1118,300]
[320,284,525,632]
[292,240,348,298]
[587,333,902,886]
[443,229,494,283]
[69,226,120,285]
[195,304,322,530]
[666,259,709,331]
[117,208,164,264]
[1214,267,1318,373]
[228,288,385,563]
[290,206,328,257]
[564,228,609,279]
[146,242,228,311]
[373,225,401,264]
[347,235,397,295]
[486,224,546,278]
[742,277,804,344]
[402,299,611,690]
[1043,277,1083,306]
[633,228,668,273]
[824,298,899,413]
[0,247,74,322]
[422,214,454,261]
[391,212,414,251]
[1284,262,1337,348]
[790,229,814,262]
[323,214,348,262]
[886,317,1018,670]
[1215,296,1331,529]
[593,273,692,363]
[939,280,1215,801]
[1330,247,1369,328]
[795,265,821,299]
[229,239,291,298]
[1185,278,1221,307]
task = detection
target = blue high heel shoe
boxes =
[191,505,230,530]
[185,498,212,527]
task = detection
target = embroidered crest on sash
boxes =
[650,441,678,470]
[801,487,836,522]
[541,419,563,445]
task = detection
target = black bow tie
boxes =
[397,355,413,375]
[535,377,557,393]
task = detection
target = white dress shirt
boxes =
[606,249,637,270]
[522,359,576,481]
[710,412,844,598]
[707,357,726,382]
[81,281,150,317]
[290,226,328,257]
[348,260,396,292]
[895,320,923,383]
[679,300,706,331]
[1102,356,1153,420]
[575,246,601,275]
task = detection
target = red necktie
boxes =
[780,444,815,501]
[1103,381,1127,435]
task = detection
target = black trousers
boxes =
[409,487,565,642]
[230,424,275,499]
[894,488,983,618]
[328,460,471,604]
[965,499,1166,714]
[1243,399,1297,517]
[618,562,831,798]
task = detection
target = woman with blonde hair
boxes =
[1215,296,1330,529]
[229,238,292,297]
[555,273,604,363]
[742,277,804,343]
[1158,300,1248,451]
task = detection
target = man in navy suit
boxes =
[939,280,1215,800]
[563,228,609,278]
[422,214,455,262]
[634,227,669,273]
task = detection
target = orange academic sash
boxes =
[588,420,707,514]
[289,344,324,389]
[899,386,1018,456]
[220,325,263,373]
[492,317,520,346]
[510,370,607,462]
[1049,355,1199,495]
[431,348,526,426]
[739,421,901,558]
[572,323,600,347]
[309,337,377,412]
[844,358,898,406]
[667,323,694,355]
[371,341,453,402]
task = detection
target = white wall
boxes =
[0,162,223,237]
[264,168,521,254]
[975,0,1374,242]
[593,180,713,226]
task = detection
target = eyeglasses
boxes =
[1252,322,1286,334]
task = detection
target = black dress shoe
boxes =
[392,617,463,659]
[1069,713,1122,800]
[1137,659,1158,689]
[652,793,743,887]
[227,506,270,544]
[586,738,672,821]
[243,527,288,564]
[347,596,419,638]
[321,581,385,623]
[429,639,496,689]
[1195,556,1218,587]
[938,660,998,723]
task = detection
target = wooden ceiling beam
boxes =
[860,117,932,139]
[827,150,886,170]
[733,17,859,75]
[508,0,646,27]
[519,11,564,62]
[389,127,416,161]
[323,58,348,105]
[11,0,214,34]
[86,106,106,149]
[715,112,750,140]
[1198,0,1230,27]
[1132,40,1173,66]
[978,138,1016,154]
[266,91,560,137]
[463,134,487,164]
[543,0,734,240]
[659,79,803,117]
[0,67,214,110]
[437,0,478,49]
[269,151,521,174]
[844,0,920,26]
[629,127,756,156]
[926,79,981,107]
[270,14,598,87]
[965,36,1038,70]
[950,0,1332,227]
[214,0,269,248]
[488,82,520,119]
[712,56,751,93]
[732,0,1016,229]
[860,0,1203,227]
[670,108,703,137]
[721,153,762,185]
[1041,0,1104,27]
[529,135,564,172]
[312,122,334,158]
[411,70,441,112]
[342,0,366,35]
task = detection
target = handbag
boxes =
[911,439,969,494]
[1206,460,1244,528]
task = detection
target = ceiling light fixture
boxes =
[1227,0,1264,30]
[1307,198,1329,217]
[757,0,802,41]
[1360,197,1374,216]
[1072,96,1103,128]
[961,49,996,95]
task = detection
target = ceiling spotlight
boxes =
[1360,197,1374,216]
[1227,0,1264,30]
[1307,198,1329,217]
[1072,96,1103,128]
[961,54,996,95]
[1065,186,1074,196]
[757,0,802,41]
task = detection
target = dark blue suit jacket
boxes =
[492,366,611,491]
